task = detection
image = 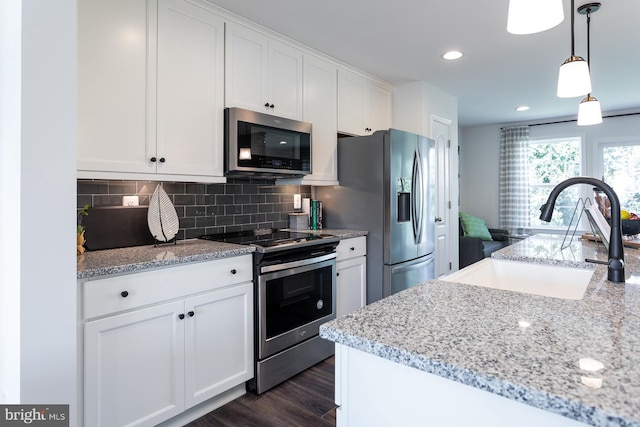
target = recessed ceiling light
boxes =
[442,50,463,60]
[516,105,530,112]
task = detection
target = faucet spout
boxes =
[539,177,625,283]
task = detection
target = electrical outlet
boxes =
[123,196,139,206]
[293,194,302,209]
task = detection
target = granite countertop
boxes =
[320,234,640,427]
[77,228,368,280]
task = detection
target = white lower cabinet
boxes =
[82,255,253,427]
[336,236,367,317]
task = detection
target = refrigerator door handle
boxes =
[390,255,434,274]
[411,148,424,244]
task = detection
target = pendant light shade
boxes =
[557,0,592,98]
[557,56,592,98]
[577,3,602,126]
[507,0,564,34]
[578,96,602,126]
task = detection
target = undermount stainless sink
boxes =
[443,258,595,300]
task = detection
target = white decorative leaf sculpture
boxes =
[147,185,179,243]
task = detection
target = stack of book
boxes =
[310,200,323,230]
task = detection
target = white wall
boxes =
[0,0,23,404]
[393,80,458,139]
[1,1,78,425]
[459,110,640,229]
[459,125,501,227]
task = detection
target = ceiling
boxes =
[205,0,640,128]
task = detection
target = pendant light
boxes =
[577,3,602,126]
[507,0,564,35]
[557,0,591,98]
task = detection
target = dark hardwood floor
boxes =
[186,357,337,427]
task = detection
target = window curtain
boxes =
[499,126,530,234]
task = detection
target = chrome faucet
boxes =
[539,177,625,283]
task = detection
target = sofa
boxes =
[458,213,510,269]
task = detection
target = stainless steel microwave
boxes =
[224,107,312,178]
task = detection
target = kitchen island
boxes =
[320,234,640,427]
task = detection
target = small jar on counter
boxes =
[593,188,611,218]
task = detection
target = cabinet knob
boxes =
[178,313,185,320]
[150,157,157,162]
[159,157,165,163]
[269,104,274,109]
[264,102,270,107]
[365,127,372,132]
[435,217,443,223]
[350,247,355,251]
[121,291,129,298]
[337,272,340,277]
[230,269,237,275]
[188,311,195,317]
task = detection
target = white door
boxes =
[336,256,367,317]
[337,69,367,135]
[225,23,270,113]
[156,0,225,177]
[269,39,304,120]
[77,0,153,174]
[431,115,453,277]
[84,300,185,427]
[302,54,338,182]
[183,283,254,409]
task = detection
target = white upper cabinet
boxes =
[78,0,226,183]
[225,22,303,120]
[338,68,392,136]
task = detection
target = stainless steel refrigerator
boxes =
[317,129,435,304]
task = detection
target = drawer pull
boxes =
[120,291,129,298]
[178,313,185,320]
[230,269,237,275]
[188,311,195,317]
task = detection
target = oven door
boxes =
[257,254,336,360]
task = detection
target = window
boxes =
[600,141,640,215]
[527,137,583,229]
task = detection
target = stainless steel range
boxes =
[199,229,339,393]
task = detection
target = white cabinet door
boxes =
[156,0,225,177]
[225,23,303,120]
[302,54,338,183]
[184,282,254,409]
[269,39,304,119]
[368,83,392,132]
[84,300,185,427]
[338,68,392,136]
[225,23,269,114]
[337,69,368,136]
[78,0,153,174]
[337,256,367,318]
[336,236,367,317]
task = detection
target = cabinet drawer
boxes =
[336,236,366,261]
[83,254,253,319]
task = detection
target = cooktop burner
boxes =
[199,228,338,252]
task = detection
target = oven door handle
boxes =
[260,252,337,274]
